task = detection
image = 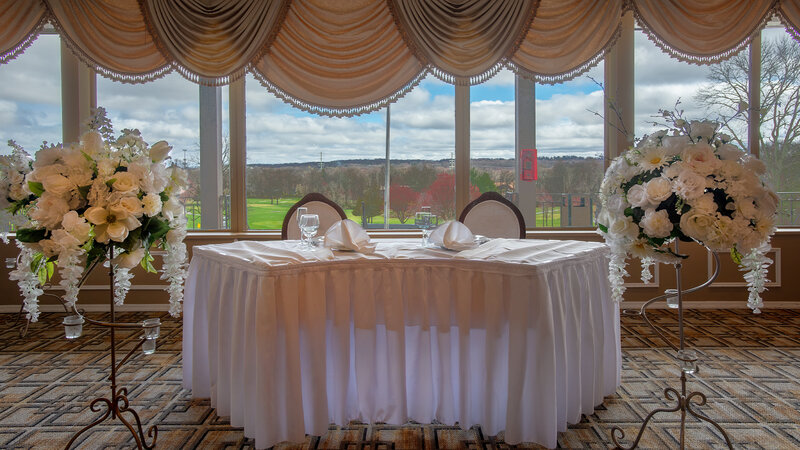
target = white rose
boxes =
[719,159,744,180]
[115,248,145,270]
[755,189,779,215]
[645,177,673,204]
[8,183,27,201]
[112,172,140,194]
[681,143,720,176]
[61,211,92,243]
[662,135,691,156]
[689,192,719,215]
[679,211,716,243]
[737,199,757,219]
[640,209,673,238]
[609,215,640,240]
[674,169,706,200]
[606,193,626,213]
[97,158,119,177]
[743,156,767,175]
[716,144,744,161]
[627,184,650,209]
[81,131,105,156]
[115,196,144,218]
[32,145,62,169]
[61,145,91,171]
[688,120,718,141]
[39,239,60,258]
[149,140,172,163]
[142,193,162,217]
[41,173,74,196]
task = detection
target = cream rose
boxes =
[688,120,717,141]
[41,173,74,196]
[609,215,640,240]
[674,169,706,200]
[112,172,140,194]
[679,211,716,242]
[115,196,144,218]
[645,177,673,204]
[29,193,70,229]
[640,209,673,238]
[716,144,744,161]
[681,143,720,176]
[627,184,650,209]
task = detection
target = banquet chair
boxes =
[458,191,526,239]
[281,193,348,239]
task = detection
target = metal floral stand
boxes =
[64,247,159,450]
[611,241,733,449]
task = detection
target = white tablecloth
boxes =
[183,239,620,449]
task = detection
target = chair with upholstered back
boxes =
[458,191,526,239]
[281,193,348,240]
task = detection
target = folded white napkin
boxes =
[324,219,376,254]
[428,220,476,251]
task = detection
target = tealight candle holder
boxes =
[5,257,16,269]
[142,318,161,339]
[142,337,157,355]
[63,315,84,339]
[664,289,679,309]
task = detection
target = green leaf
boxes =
[597,223,608,233]
[159,192,169,203]
[27,181,44,196]
[105,178,116,188]
[77,185,91,199]
[730,247,743,265]
[16,228,47,243]
[46,261,55,280]
[143,217,170,248]
[140,250,156,273]
[81,151,93,163]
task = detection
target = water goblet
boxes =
[296,206,308,247]
[299,214,320,248]
[415,211,432,247]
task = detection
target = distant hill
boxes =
[246,155,600,169]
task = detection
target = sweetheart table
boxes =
[182,239,620,449]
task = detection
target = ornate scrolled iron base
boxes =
[611,371,731,449]
[64,389,157,450]
[610,243,733,449]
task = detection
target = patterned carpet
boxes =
[1,309,799,449]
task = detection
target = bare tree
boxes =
[696,35,800,191]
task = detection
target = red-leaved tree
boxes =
[420,173,479,221]
[389,184,419,224]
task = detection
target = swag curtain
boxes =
[0,0,792,116]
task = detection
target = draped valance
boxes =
[0,0,794,116]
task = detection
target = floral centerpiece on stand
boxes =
[597,111,777,312]
[1,107,189,321]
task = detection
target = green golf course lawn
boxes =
[184,197,566,229]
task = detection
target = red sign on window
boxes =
[521,148,537,181]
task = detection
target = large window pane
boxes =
[0,34,61,232]
[245,73,455,231]
[245,74,385,230]
[534,65,605,227]
[470,69,515,215]
[758,27,800,226]
[97,73,209,229]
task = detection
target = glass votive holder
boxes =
[665,289,679,309]
[142,318,161,339]
[63,315,84,339]
[5,257,16,269]
[142,337,156,355]
[677,349,698,374]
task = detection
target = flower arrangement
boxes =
[597,111,777,312]
[2,108,189,321]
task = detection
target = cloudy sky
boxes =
[0,27,789,165]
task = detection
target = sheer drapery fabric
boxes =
[0,0,791,114]
[183,239,620,449]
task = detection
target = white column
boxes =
[60,42,96,145]
[455,84,470,217]
[229,78,247,231]
[199,85,223,229]
[748,33,761,157]
[604,11,634,165]
[515,75,536,227]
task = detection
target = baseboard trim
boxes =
[0,304,171,313]
[620,300,800,310]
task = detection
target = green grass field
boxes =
[184,197,570,229]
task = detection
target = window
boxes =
[0,34,61,233]
[534,65,605,227]
[97,73,210,229]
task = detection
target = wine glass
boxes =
[299,214,319,248]
[415,208,432,247]
[296,206,308,246]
